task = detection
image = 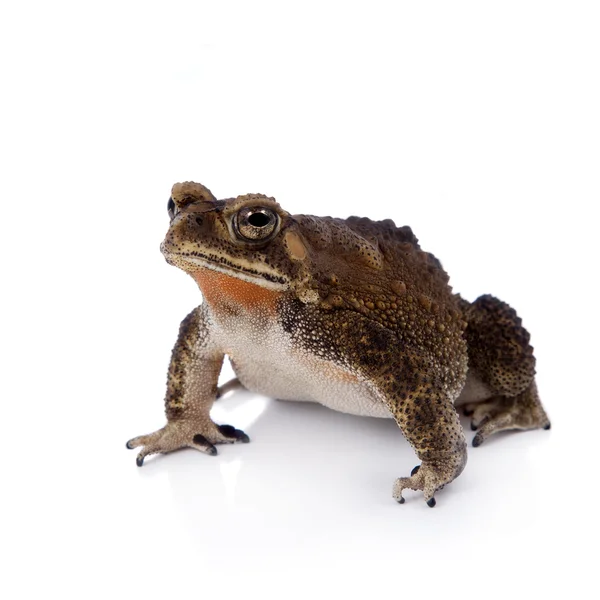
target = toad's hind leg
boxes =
[462,294,551,446]
[466,381,550,446]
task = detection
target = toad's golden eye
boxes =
[234,206,279,242]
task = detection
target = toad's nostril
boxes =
[195,216,203,227]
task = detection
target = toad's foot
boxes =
[463,383,551,447]
[126,420,249,466]
[392,453,465,507]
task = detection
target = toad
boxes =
[126,182,550,506]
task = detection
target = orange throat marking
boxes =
[191,267,281,314]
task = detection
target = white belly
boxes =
[214,318,392,419]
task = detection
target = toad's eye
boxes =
[234,206,279,242]
[167,197,176,220]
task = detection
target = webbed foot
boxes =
[393,463,439,507]
[392,451,466,507]
[126,420,250,466]
[465,383,550,447]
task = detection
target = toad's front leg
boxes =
[126,305,249,466]
[285,305,468,507]
[384,366,468,508]
[361,345,467,507]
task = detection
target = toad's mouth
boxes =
[161,245,289,290]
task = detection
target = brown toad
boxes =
[126,181,550,506]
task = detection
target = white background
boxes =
[1,1,598,598]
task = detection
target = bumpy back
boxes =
[291,213,465,354]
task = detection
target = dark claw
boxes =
[463,407,474,417]
[218,424,250,443]
[411,465,420,476]
[126,440,134,449]
[136,455,144,467]
[217,424,236,437]
[427,497,436,508]
[470,421,479,431]
[472,434,483,447]
[192,433,218,455]
[544,423,551,430]
[397,497,405,504]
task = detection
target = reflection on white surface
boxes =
[162,389,550,544]
[220,458,242,507]
[121,391,577,597]
[211,391,269,431]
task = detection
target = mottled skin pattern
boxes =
[127,181,550,506]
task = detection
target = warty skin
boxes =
[127,181,550,506]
